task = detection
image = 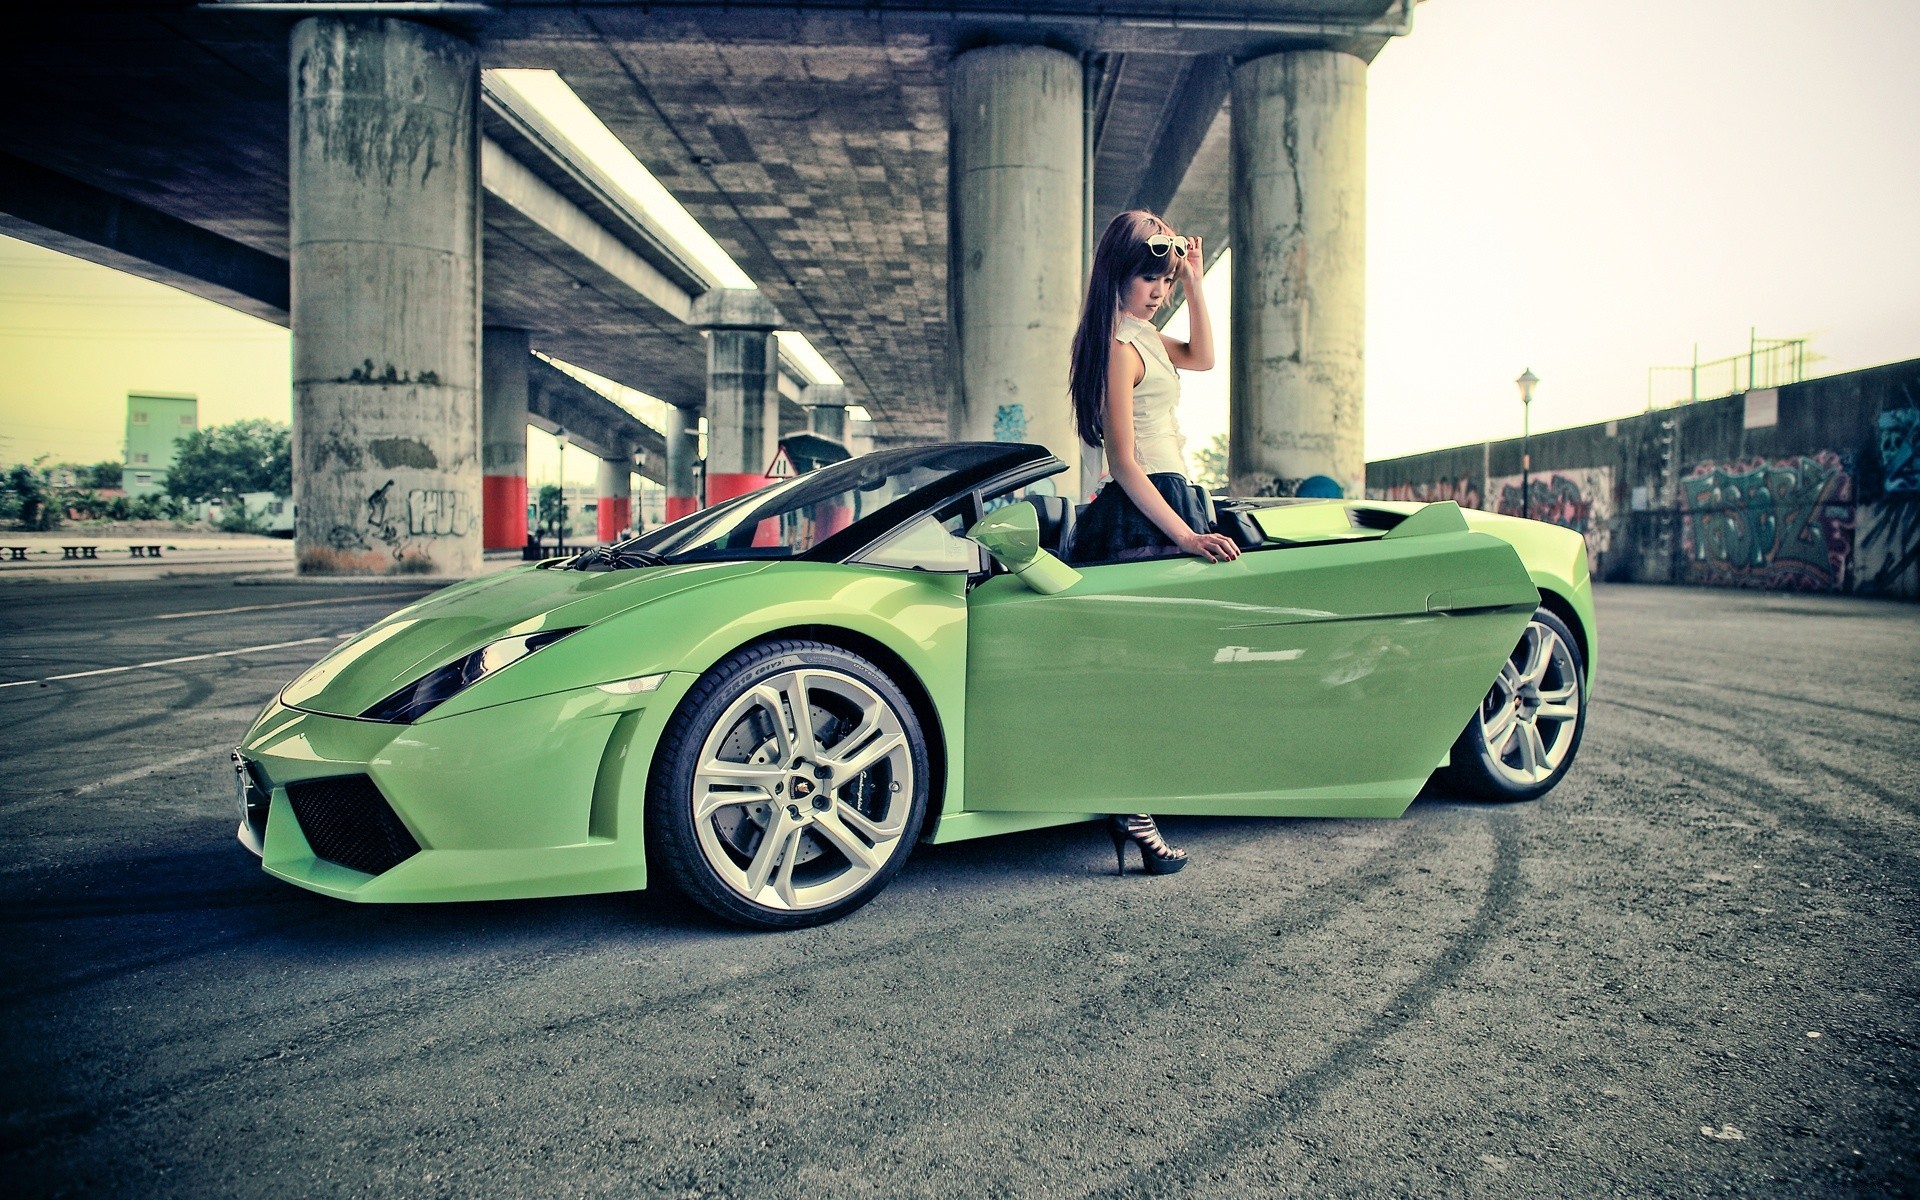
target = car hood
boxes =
[280,560,770,718]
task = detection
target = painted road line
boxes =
[154,594,421,621]
[0,634,350,690]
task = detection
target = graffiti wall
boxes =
[1362,357,1919,599]
[1370,476,1482,510]
[1486,468,1615,572]
[1368,469,1613,571]
[1856,400,1920,596]
[1677,451,1854,592]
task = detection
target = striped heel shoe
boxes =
[1107,814,1189,876]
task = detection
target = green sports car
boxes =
[234,442,1594,928]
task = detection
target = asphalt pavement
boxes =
[0,576,1914,1198]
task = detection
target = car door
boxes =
[962,504,1538,817]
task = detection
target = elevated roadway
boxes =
[4,1,1412,570]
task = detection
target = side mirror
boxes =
[966,501,1082,595]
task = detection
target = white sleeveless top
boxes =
[1113,312,1188,477]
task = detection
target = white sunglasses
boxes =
[1144,234,1192,258]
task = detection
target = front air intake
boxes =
[237,756,271,843]
[286,775,421,876]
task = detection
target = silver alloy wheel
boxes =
[1474,618,1583,788]
[690,667,914,912]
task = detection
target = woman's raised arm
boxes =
[1159,234,1214,372]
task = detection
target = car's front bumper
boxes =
[234,672,697,903]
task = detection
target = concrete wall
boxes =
[1366,358,1920,600]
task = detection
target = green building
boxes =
[123,392,197,497]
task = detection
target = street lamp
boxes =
[1515,368,1538,520]
[555,428,569,554]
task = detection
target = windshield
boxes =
[624,443,1036,563]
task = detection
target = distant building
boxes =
[123,391,197,497]
[202,490,294,536]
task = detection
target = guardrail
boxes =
[1647,333,1809,408]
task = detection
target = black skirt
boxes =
[1070,473,1212,565]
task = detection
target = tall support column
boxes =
[596,456,632,542]
[290,16,481,574]
[692,289,783,505]
[949,45,1084,500]
[481,328,530,551]
[805,382,849,445]
[1228,50,1367,500]
[663,403,700,520]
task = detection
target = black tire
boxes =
[1440,606,1588,803]
[646,639,930,929]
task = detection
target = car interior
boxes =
[1021,489,1269,566]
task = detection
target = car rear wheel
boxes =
[647,639,929,929]
[1441,606,1587,802]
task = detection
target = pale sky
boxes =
[3,0,1916,476]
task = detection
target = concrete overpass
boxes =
[1,0,1413,573]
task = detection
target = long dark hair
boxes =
[1069,210,1173,448]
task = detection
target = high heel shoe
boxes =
[1107,814,1188,875]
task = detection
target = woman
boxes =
[1068,210,1241,877]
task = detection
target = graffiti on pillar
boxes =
[326,525,369,552]
[356,478,474,564]
[407,488,473,538]
[993,404,1028,442]
[1856,399,1920,595]
[1677,452,1853,591]
[1483,468,1615,572]
[368,437,439,470]
[1368,476,1482,510]
[338,359,441,386]
[366,479,403,553]
[308,431,364,472]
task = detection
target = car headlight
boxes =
[361,628,580,724]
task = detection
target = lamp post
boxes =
[555,428,568,555]
[1515,368,1538,520]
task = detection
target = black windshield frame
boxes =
[614,442,1057,566]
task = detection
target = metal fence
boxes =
[1646,333,1809,408]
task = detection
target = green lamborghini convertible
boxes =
[234,442,1595,928]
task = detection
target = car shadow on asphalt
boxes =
[0,820,727,1004]
[1,787,1516,985]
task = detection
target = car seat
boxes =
[1027,495,1076,561]
[1195,484,1266,549]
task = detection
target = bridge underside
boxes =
[2,0,1405,572]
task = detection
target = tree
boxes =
[166,420,291,504]
[6,462,54,530]
[1191,431,1229,493]
[82,460,123,489]
[537,483,568,539]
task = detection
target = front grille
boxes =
[286,775,420,876]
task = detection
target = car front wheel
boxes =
[647,639,930,929]
[1441,606,1587,802]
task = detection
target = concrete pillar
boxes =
[596,456,632,542]
[289,17,480,575]
[481,328,529,551]
[663,403,700,520]
[948,45,1084,500]
[1228,50,1366,501]
[691,288,783,506]
[805,382,849,445]
[847,416,876,459]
